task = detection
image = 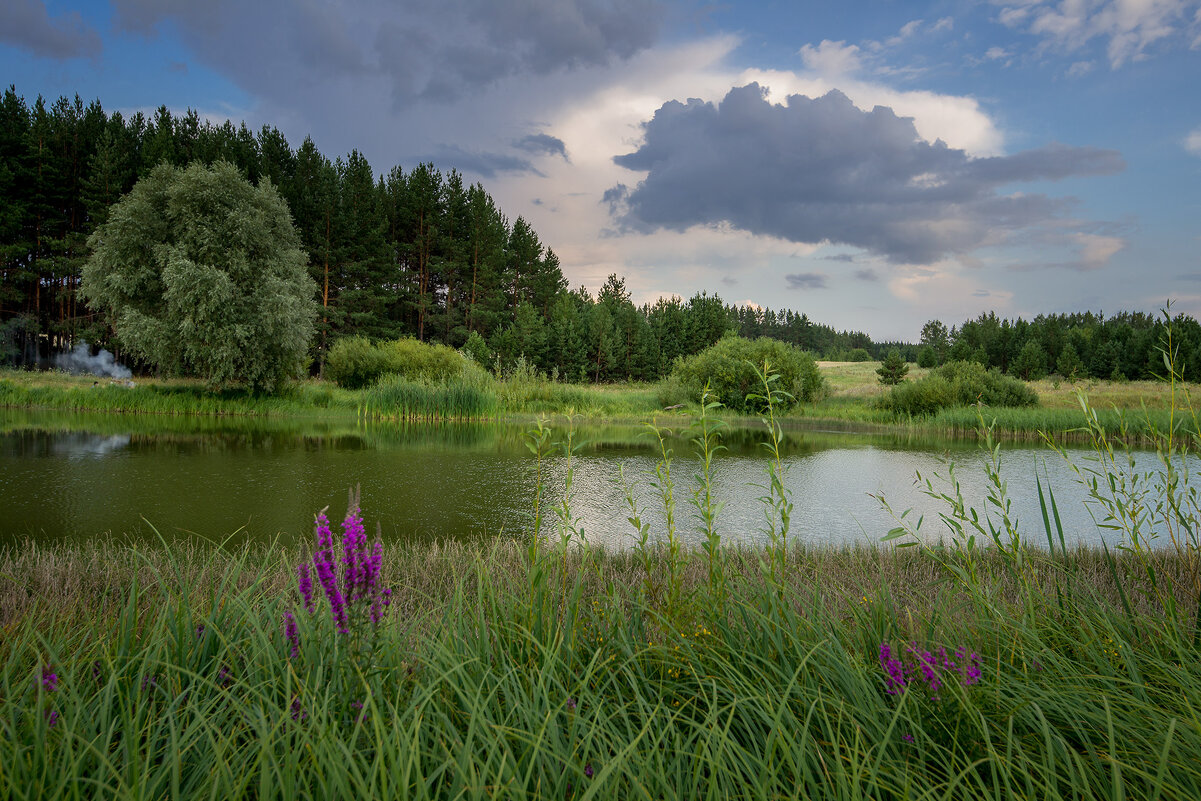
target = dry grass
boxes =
[815,359,1195,410]
[816,361,933,401]
[5,537,1196,636]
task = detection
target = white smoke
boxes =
[55,343,133,380]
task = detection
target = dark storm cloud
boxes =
[612,84,1125,265]
[0,0,101,60]
[111,0,663,106]
[785,272,828,289]
[515,133,570,161]
[424,145,538,178]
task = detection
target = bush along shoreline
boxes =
[4,362,1201,799]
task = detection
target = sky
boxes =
[3,0,1200,341]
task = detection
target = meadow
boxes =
[2,356,1196,443]
[3,377,1201,799]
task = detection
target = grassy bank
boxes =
[3,360,1198,443]
[0,368,665,423]
[801,361,1198,442]
[3,536,1200,800]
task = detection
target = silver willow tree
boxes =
[81,161,318,392]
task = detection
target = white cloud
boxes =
[995,0,1201,67]
[738,68,1005,155]
[798,39,863,75]
[1067,59,1095,75]
[1186,125,1201,155]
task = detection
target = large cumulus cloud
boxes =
[610,84,1125,265]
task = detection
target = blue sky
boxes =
[3,0,1199,340]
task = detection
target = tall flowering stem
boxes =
[294,491,393,656]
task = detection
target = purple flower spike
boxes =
[962,652,983,686]
[284,612,300,660]
[45,708,58,727]
[902,733,914,743]
[41,665,58,693]
[297,563,315,615]
[297,498,391,636]
[584,763,594,778]
[879,642,908,695]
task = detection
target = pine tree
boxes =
[876,349,909,385]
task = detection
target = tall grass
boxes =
[3,536,1200,800]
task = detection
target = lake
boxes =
[0,408,1189,550]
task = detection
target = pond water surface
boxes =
[0,408,1190,550]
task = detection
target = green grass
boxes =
[3,359,1198,442]
[3,537,1200,801]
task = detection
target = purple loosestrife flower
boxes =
[341,505,368,602]
[879,642,908,695]
[290,696,306,722]
[45,708,58,727]
[195,624,206,639]
[312,511,349,633]
[961,652,983,686]
[902,733,914,743]
[299,499,392,635]
[284,612,300,659]
[297,563,315,615]
[911,646,942,694]
[584,764,594,779]
[41,665,58,693]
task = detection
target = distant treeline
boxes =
[911,311,1201,382]
[0,87,1194,384]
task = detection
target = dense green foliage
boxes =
[324,336,475,390]
[877,360,1039,416]
[672,336,825,413]
[923,309,1201,381]
[80,161,317,391]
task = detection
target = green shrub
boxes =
[325,336,472,389]
[380,338,466,383]
[917,345,938,369]
[672,337,825,414]
[877,360,1038,416]
[323,336,389,389]
[847,348,871,362]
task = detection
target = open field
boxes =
[804,361,1198,442]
